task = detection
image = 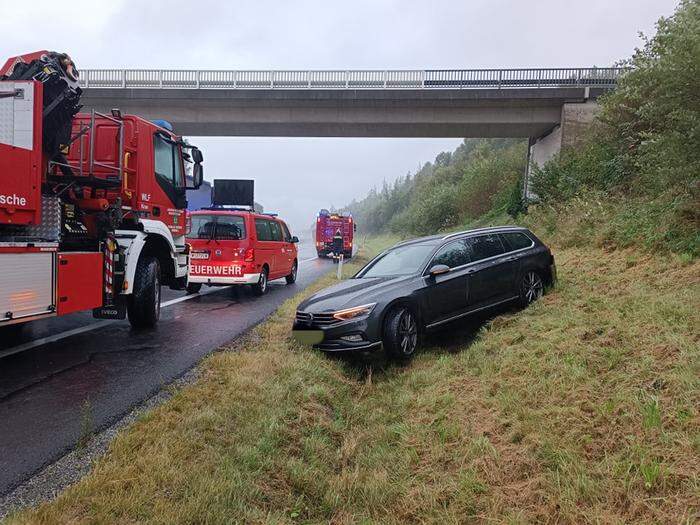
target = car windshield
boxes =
[189,214,246,240]
[356,243,435,278]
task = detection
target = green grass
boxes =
[6,243,699,524]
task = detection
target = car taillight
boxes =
[244,248,255,262]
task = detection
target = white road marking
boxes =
[2,254,325,357]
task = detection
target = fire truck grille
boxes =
[295,311,338,327]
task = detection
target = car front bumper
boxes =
[292,315,382,352]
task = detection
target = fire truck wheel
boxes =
[252,266,269,296]
[186,283,202,294]
[344,250,352,259]
[285,260,298,284]
[128,255,161,329]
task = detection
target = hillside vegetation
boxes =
[348,0,699,257]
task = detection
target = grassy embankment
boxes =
[8,232,698,524]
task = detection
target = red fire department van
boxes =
[186,210,299,295]
[315,209,355,258]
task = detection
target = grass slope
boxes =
[8,244,699,524]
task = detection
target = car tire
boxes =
[127,255,161,329]
[285,260,298,284]
[383,306,420,360]
[519,270,544,307]
[186,282,202,294]
[252,266,269,296]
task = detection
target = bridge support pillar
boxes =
[524,99,599,200]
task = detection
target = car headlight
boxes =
[332,303,376,321]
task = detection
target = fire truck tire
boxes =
[186,283,202,294]
[344,250,352,259]
[252,266,269,296]
[285,260,298,284]
[127,255,161,329]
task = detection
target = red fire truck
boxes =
[0,51,203,333]
[315,209,355,259]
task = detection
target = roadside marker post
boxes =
[337,254,344,279]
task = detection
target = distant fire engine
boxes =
[315,209,355,259]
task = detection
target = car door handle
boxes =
[465,268,476,274]
[504,256,517,262]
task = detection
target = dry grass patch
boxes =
[7,243,699,524]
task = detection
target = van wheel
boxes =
[285,260,298,284]
[383,306,419,361]
[186,282,202,294]
[519,271,544,307]
[252,267,268,296]
[128,256,161,329]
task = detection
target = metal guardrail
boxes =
[79,68,625,89]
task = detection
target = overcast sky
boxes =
[1,0,679,231]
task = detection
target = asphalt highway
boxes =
[0,242,333,495]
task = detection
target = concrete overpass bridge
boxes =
[80,67,622,138]
[79,67,625,195]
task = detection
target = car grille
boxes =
[295,311,338,327]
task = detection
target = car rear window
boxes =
[466,234,505,261]
[502,231,533,251]
[189,214,246,240]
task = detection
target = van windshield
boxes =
[189,214,246,240]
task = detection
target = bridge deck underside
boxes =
[81,87,607,138]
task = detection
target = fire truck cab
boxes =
[0,51,203,334]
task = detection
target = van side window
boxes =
[255,219,271,241]
[430,240,470,269]
[466,234,505,262]
[280,222,292,242]
[268,220,283,242]
[501,232,533,251]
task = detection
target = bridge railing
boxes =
[79,67,625,89]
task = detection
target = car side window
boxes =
[255,219,271,241]
[466,234,505,262]
[280,222,292,242]
[268,220,283,242]
[501,232,533,251]
[430,240,470,269]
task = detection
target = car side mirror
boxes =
[290,236,299,243]
[428,264,450,277]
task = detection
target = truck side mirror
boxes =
[291,236,299,243]
[353,223,357,232]
[191,147,204,164]
[188,163,203,189]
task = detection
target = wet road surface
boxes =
[0,245,332,495]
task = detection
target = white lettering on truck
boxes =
[0,194,28,206]
[191,264,243,276]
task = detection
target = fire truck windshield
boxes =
[189,214,246,240]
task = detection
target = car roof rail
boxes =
[441,225,524,241]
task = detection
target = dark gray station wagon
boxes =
[293,226,556,360]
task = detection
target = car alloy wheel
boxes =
[259,271,267,293]
[521,271,543,305]
[398,310,418,355]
